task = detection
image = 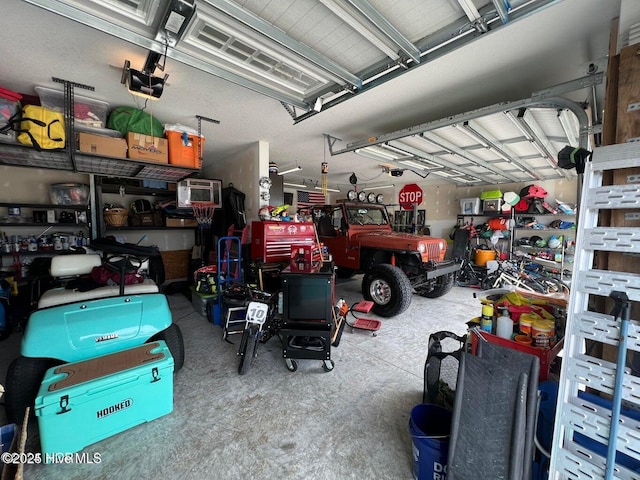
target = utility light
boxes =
[278,166,303,175]
[121,56,168,101]
[314,186,340,193]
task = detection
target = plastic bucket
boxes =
[532,319,555,348]
[409,404,451,480]
[474,249,496,266]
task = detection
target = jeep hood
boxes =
[352,231,445,249]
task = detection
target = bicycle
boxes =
[481,259,549,293]
[455,253,488,288]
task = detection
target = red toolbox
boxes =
[470,331,563,381]
[35,341,174,459]
[251,221,317,263]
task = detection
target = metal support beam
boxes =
[343,0,421,64]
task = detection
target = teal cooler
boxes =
[35,341,174,458]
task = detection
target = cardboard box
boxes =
[166,217,198,228]
[126,132,168,163]
[78,132,127,158]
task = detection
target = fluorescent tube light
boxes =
[361,184,394,191]
[400,160,430,170]
[315,186,340,193]
[355,148,398,162]
[278,166,303,175]
[284,182,308,188]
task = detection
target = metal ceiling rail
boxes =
[328,74,599,156]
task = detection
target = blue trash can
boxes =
[410,403,451,480]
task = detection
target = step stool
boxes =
[350,301,382,335]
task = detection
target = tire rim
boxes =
[369,278,392,305]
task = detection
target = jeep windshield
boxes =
[346,206,389,225]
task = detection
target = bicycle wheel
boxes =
[539,277,570,294]
[238,326,260,375]
[481,272,499,290]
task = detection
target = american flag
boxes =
[297,190,326,208]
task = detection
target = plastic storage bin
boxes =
[166,130,205,168]
[0,96,20,144]
[49,183,90,206]
[35,85,110,130]
[460,197,480,215]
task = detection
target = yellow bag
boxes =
[16,105,65,151]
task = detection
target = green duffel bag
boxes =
[107,106,163,137]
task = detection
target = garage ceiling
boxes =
[2,0,632,190]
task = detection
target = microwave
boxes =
[177,179,222,208]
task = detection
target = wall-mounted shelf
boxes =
[0,142,198,182]
[512,212,577,278]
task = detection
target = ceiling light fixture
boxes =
[283,182,308,189]
[399,159,431,170]
[361,184,395,190]
[121,50,169,100]
[278,165,303,175]
[314,186,340,193]
[355,148,398,162]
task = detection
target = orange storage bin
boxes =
[166,130,205,168]
[474,248,496,266]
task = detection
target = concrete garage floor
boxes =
[3,278,480,480]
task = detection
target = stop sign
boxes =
[399,183,423,210]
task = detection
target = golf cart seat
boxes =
[38,254,158,309]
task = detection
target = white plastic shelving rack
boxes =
[549,143,640,479]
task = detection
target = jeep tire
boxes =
[5,356,59,424]
[417,273,454,298]
[362,264,412,317]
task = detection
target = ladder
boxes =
[549,143,640,479]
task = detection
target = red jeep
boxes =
[313,203,459,317]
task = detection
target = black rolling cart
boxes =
[280,262,335,372]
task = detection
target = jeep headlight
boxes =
[440,241,446,250]
[417,243,426,253]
